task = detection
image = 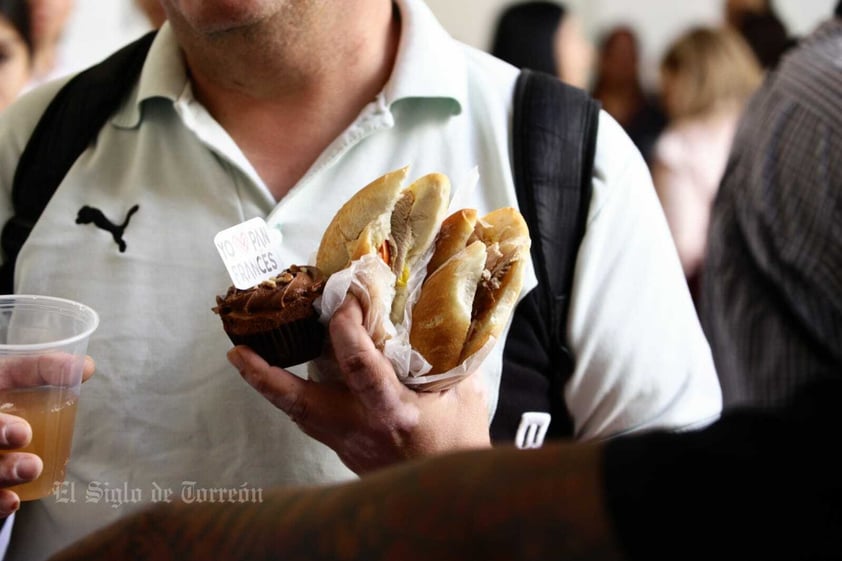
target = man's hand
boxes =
[0,355,95,516]
[228,296,491,474]
[0,414,42,516]
[0,355,96,391]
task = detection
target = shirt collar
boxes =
[112,0,466,129]
[111,23,192,128]
[385,0,466,114]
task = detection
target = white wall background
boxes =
[56,0,153,76]
[61,0,837,88]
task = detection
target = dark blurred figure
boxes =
[592,25,666,165]
[724,0,771,28]
[490,1,593,89]
[491,1,560,75]
[0,0,31,111]
[724,0,795,70]
[737,10,796,69]
[702,2,842,410]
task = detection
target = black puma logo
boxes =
[76,205,140,253]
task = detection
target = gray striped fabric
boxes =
[701,17,842,410]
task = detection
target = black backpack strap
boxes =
[0,31,156,293]
[513,69,599,354]
[492,69,600,442]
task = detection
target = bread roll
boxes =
[316,166,409,277]
[410,207,530,374]
[424,208,478,275]
[315,167,451,325]
[409,240,487,373]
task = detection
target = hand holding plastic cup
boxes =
[0,295,98,501]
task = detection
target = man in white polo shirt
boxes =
[0,0,720,558]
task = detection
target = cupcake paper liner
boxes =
[226,315,326,368]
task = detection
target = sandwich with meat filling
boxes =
[410,207,530,374]
[316,167,531,380]
[316,166,451,330]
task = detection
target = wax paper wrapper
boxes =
[309,167,494,392]
[310,253,495,392]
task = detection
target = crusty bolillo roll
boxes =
[410,207,530,374]
[315,167,451,325]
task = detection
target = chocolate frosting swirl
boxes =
[213,265,325,334]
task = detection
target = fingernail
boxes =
[0,493,20,516]
[14,455,43,481]
[2,422,30,447]
[227,348,244,370]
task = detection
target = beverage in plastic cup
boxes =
[0,295,99,501]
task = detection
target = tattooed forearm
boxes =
[48,443,624,561]
[296,442,625,561]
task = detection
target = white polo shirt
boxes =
[0,0,720,558]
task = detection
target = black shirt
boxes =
[604,377,842,560]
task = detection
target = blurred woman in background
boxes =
[0,0,31,111]
[27,0,74,83]
[591,25,666,165]
[652,26,762,302]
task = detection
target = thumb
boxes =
[329,296,406,412]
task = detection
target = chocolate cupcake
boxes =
[213,265,326,368]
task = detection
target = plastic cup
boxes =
[0,295,99,501]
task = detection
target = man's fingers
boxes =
[0,452,42,488]
[0,353,89,390]
[0,489,20,518]
[228,347,311,422]
[329,296,406,412]
[0,453,41,518]
[82,356,96,383]
[227,346,362,444]
[0,414,32,449]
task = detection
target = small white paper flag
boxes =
[213,217,285,289]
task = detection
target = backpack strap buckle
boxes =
[515,412,552,449]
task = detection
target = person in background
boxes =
[736,10,795,69]
[723,0,771,28]
[724,0,794,70]
[134,0,165,29]
[26,0,73,84]
[490,0,594,90]
[0,0,31,111]
[702,2,842,411]
[591,25,666,165]
[651,26,761,302]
